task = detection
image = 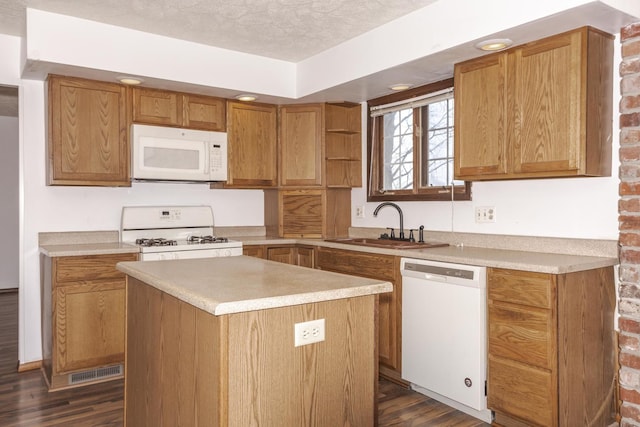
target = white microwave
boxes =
[131,124,227,182]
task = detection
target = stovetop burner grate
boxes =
[135,238,178,247]
[187,235,229,244]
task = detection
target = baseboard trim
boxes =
[18,360,42,372]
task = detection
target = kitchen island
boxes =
[116,255,392,426]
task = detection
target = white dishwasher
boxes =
[401,258,492,423]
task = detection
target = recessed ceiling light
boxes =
[235,94,258,102]
[389,84,412,91]
[118,76,143,85]
[475,38,513,52]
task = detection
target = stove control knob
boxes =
[224,249,232,257]
[211,251,219,257]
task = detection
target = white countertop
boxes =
[116,256,393,316]
[236,237,619,274]
[40,242,140,257]
[37,230,618,274]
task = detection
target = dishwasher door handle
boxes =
[401,270,449,282]
[423,273,448,282]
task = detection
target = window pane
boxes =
[428,100,447,130]
[420,96,455,187]
[382,108,413,190]
[426,159,449,187]
[428,129,448,159]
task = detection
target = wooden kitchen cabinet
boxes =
[264,188,351,238]
[279,104,324,187]
[316,247,401,382]
[454,26,613,181]
[325,102,362,188]
[243,244,315,268]
[131,87,225,131]
[224,100,278,188]
[266,246,296,264]
[242,245,264,258]
[279,102,362,188]
[41,252,138,391]
[487,267,616,426]
[47,75,130,186]
[296,245,316,268]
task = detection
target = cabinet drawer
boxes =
[55,253,138,284]
[488,301,555,369]
[488,268,554,308]
[488,355,556,427]
[316,248,396,281]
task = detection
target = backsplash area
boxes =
[348,227,618,258]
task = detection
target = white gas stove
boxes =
[121,205,243,261]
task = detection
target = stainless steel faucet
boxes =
[373,202,405,240]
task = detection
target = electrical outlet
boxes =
[294,318,325,347]
[475,206,496,223]
[355,205,365,219]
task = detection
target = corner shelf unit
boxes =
[324,102,362,188]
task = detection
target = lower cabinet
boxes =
[487,267,616,427]
[267,246,296,264]
[316,247,401,381]
[41,252,138,390]
[243,244,315,268]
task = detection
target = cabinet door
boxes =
[48,75,130,186]
[488,355,556,427]
[296,246,315,268]
[226,101,278,187]
[132,87,183,126]
[243,245,264,258]
[454,53,508,180]
[316,248,400,373]
[266,246,296,265]
[280,190,324,238]
[54,281,126,373]
[279,104,323,186]
[511,31,582,175]
[184,94,226,131]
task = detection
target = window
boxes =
[367,78,471,202]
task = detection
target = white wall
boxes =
[349,41,621,242]
[0,115,19,289]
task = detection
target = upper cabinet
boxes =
[279,104,324,187]
[47,75,130,186]
[225,100,278,188]
[132,87,225,131]
[324,102,362,188]
[454,27,613,181]
[279,102,362,188]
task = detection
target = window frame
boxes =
[366,78,471,202]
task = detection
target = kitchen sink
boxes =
[325,238,448,250]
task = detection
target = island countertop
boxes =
[116,255,393,315]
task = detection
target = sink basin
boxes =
[325,238,448,250]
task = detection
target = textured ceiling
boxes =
[0,0,439,115]
[0,0,438,61]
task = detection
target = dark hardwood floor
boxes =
[0,290,489,426]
